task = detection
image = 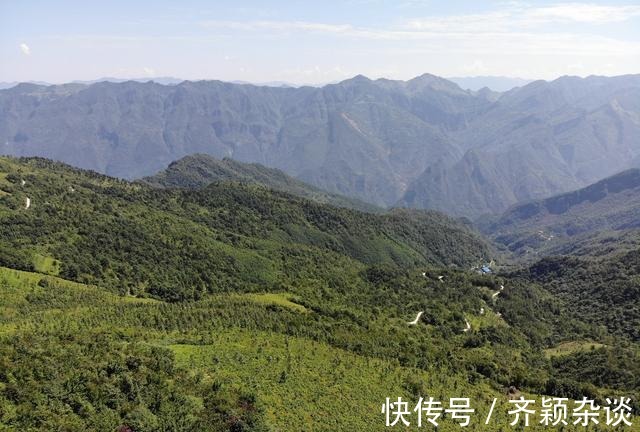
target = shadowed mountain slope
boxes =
[483,168,640,258]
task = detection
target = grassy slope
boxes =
[544,341,606,359]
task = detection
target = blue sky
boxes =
[2,0,640,84]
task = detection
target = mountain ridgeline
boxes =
[3,74,640,217]
[141,153,381,212]
[490,167,640,341]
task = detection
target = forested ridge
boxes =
[483,168,640,260]
[515,250,640,340]
[141,153,381,213]
[0,156,638,431]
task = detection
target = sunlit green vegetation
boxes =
[544,341,606,358]
[3,266,635,431]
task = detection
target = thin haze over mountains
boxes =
[446,77,533,92]
[3,2,640,430]
[0,75,533,93]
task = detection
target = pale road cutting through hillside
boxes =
[340,112,368,136]
[492,284,505,301]
[25,197,31,209]
[407,311,424,326]
[413,272,505,330]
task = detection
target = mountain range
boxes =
[446,76,532,92]
[2,73,640,218]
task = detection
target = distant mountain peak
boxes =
[447,76,533,92]
[337,74,372,85]
[408,72,441,82]
[406,73,465,93]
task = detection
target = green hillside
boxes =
[516,249,640,341]
[0,156,638,430]
[3,264,638,431]
[141,153,381,213]
[0,157,491,301]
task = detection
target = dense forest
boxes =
[516,251,640,340]
[0,156,638,431]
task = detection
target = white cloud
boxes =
[18,2,639,83]
[405,12,513,32]
[281,65,350,80]
[198,16,640,58]
[527,3,640,23]
[201,20,356,35]
[405,3,640,31]
[142,67,156,76]
[200,2,640,43]
[463,60,489,74]
[19,43,31,56]
[197,7,640,81]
